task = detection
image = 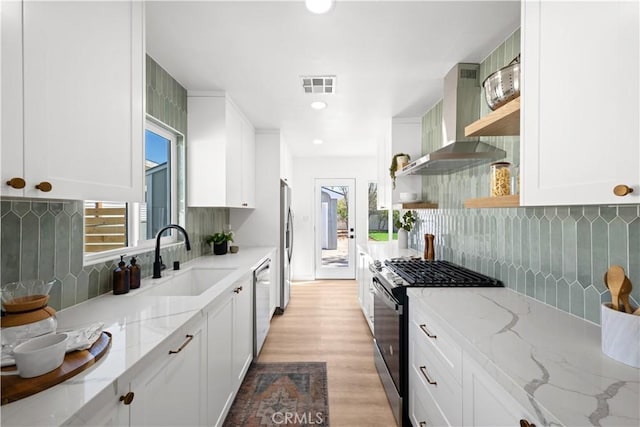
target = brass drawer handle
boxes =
[233,286,243,294]
[6,177,26,189]
[35,181,52,192]
[419,422,427,427]
[520,420,536,427]
[419,366,437,385]
[419,324,437,339]
[119,391,135,405]
[169,334,194,354]
[613,184,633,196]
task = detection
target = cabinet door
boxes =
[522,0,640,205]
[225,100,244,208]
[232,277,253,386]
[1,0,25,197]
[207,294,234,427]
[241,119,256,208]
[462,354,538,427]
[21,1,144,201]
[377,136,392,210]
[129,322,207,427]
[63,384,129,427]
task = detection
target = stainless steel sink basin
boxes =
[137,268,235,297]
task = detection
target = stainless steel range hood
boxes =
[397,63,506,176]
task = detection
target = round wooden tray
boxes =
[1,331,112,405]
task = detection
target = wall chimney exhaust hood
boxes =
[397,63,506,176]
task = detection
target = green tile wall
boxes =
[412,29,639,325]
[0,57,229,310]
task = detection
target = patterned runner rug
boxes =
[223,362,329,427]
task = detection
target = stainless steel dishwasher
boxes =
[253,258,271,357]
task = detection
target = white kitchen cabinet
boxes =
[376,135,392,211]
[207,292,235,427]
[1,0,144,202]
[357,251,374,334]
[232,275,253,387]
[187,93,256,208]
[462,354,537,427]
[206,273,254,426]
[521,0,640,205]
[129,318,207,427]
[63,383,129,427]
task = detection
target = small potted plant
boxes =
[389,153,410,189]
[394,210,416,249]
[206,231,234,255]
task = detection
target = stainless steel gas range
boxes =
[370,258,502,426]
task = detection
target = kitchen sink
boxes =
[136,267,236,297]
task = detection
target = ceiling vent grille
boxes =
[301,75,336,94]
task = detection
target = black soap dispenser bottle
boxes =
[129,256,141,289]
[113,255,130,295]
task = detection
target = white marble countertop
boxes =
[1,246,275,427]
[357,241,421,261]
[408,287,640,427]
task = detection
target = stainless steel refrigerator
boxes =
[277,180,293,313]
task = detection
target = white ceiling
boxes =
[145,1,520,157]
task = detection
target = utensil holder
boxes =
[601,303,640,368]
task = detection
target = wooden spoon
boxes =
[619,278,633,314]
[606,265,626,311]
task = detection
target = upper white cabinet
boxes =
[1,0,144,202]
[376,135,392,210]
[521,0,640,205]
[391,118,423,204]
[187,93,255,208]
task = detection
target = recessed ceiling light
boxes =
[311,101,327,110]
[313,139,323,145]
[305,0,333,14]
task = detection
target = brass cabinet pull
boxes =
[119,392,135,405]
[233,286,243,294]
[520,420,536,427]
[419,422,427,427]
[168,334,194,354]
[613,184,633,196]
[6,177,26,189]
[419,324,437,339]
[35,181,52,192]
[419,366,437,385]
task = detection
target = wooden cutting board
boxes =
[1,331,112,405]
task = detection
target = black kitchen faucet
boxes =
[153,224,191,279]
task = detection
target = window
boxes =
[84,120,178,259]
[367,182,394,241]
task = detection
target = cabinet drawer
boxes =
[410,335,462,426]
[410,301,462,384]
[409,360,461,427]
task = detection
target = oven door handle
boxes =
[372,278,402,314]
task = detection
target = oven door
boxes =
[372,276,402,393]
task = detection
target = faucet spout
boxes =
[153,224,191,279]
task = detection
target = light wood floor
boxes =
[258,280,396,427]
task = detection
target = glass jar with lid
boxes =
[490,162,511,197]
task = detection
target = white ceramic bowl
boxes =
[399,192,418,202]
[13,333,68,378]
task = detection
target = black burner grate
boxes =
[384,259,502,287]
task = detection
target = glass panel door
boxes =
[315,178,356,279]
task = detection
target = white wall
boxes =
[291,156,377,281]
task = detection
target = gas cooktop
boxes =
[384,259,503,287]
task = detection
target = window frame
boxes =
[83,119,180,265]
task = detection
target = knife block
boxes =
[601,303,640,368]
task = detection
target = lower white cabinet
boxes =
[207,273,254,427]
[357,251,374,333]
[409,295,539,427]
[462,354,536,427]
[207,292,235,426]
[128,319,207,427]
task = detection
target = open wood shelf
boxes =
[400,201,438,209]
[465,96,520,137]
[463,195,519,208]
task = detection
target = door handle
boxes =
[349,235,355,239]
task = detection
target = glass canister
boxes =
[511,164,520,195]
[490,162,511,197]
